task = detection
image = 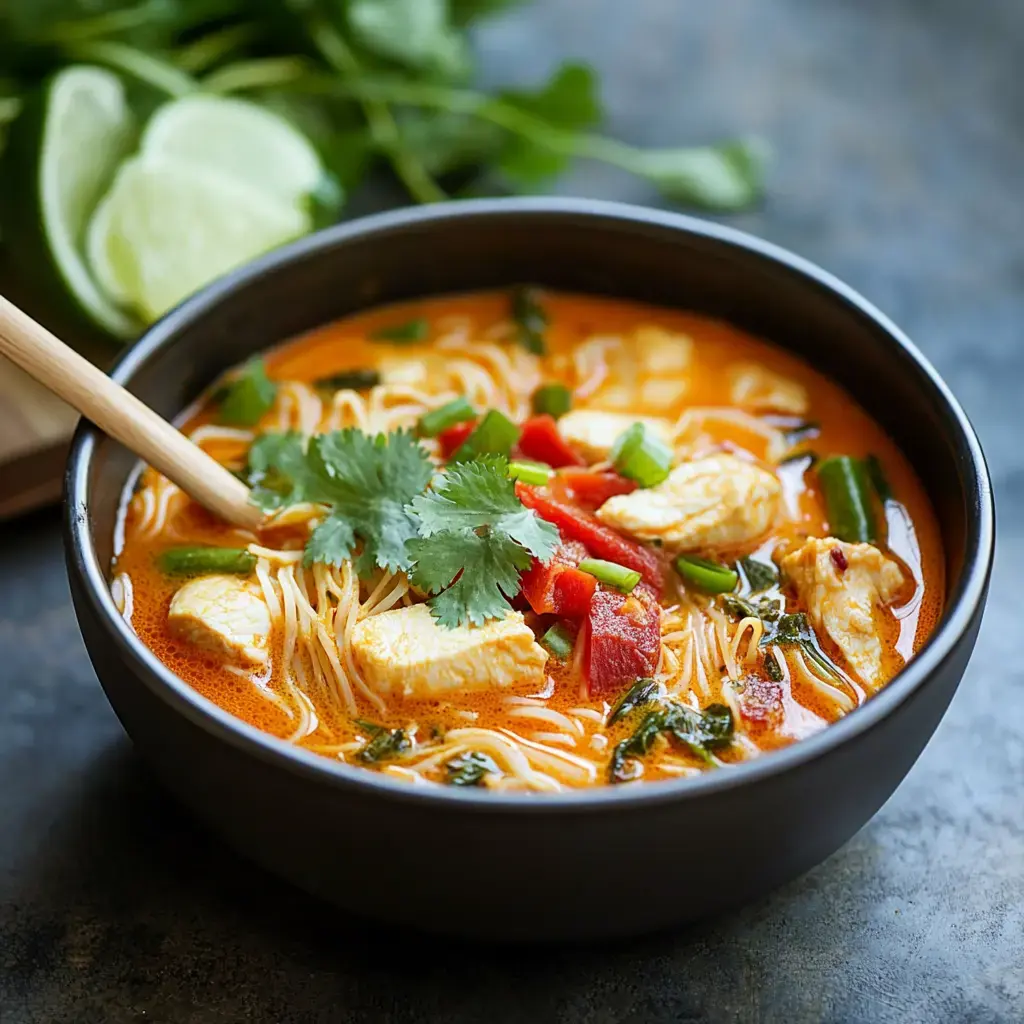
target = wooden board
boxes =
[0,354,78,519]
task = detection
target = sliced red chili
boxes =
[557,467,637,509]
[438,420,476,459]
[515,483,663,593]
[517,414,584,469]
[519,540,596,619]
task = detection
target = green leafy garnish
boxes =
[760,611,844,681]
[446,750,498,786]
[510,286,548,355]
[246,428,433,574]
[217,358,276,427]
[738,556,778,593]
[407,456,559,627]
[607,677,659,726]
[357,723,412,763]
[370,318,429,343]
[610,701,733,782]
[764,651,784,682]
[313,369,381,392]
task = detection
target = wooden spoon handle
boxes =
[0,294,263,531]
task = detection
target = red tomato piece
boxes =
[519,540,596,619]
[515,483,664,593]
[583,587,661,699]
[557,467,637,509]
[517,414,584,468]
[438,420,476,459]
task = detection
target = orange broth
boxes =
[112,291,944,789]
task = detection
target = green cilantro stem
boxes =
[305,20,447,205]
[280,73,763,210]
[63,40,197,97]
[203,56,313,94]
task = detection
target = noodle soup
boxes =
[112,290,943,792]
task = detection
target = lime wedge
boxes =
[0,65,139,338]
[140,95,326,209]
[87,155,309,322]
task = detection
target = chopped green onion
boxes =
[417,397,475,437]
[610,422,673,488]
[818,455,876,543]
[865,453,893,502]
[674,555,739,594]
[507,459,553,486]
[540,622,576,660]
[158,546,256,576]
[579,557,642,594]
[313,369,380,392]
[531,383,572,419]
[453,409,519,461]
[370,318,428,343]
[217,359,276,426]
[511,285,548,355]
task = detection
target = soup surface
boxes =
[113,290,943,792]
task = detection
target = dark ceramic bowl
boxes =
[65,199,993,941]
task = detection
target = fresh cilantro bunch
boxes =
[245,430,558,627]
[246,427,433,575]
[407,456,559,627]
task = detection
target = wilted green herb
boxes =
[609,701,734,782]
[313,369,381,392]
[738,556,778,594]
[357,724,412,763]
[446,750,498,786]
[607,677,659,725]
[511,286,548,355]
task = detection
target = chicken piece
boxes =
[557,410,675,463]
[781,537,904,688]
[596,454,781,552]
[634,324,693,376]
[729,361,808,416]
[168,574,271,665]
[350,605,547,700]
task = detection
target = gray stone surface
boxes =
[2,1,1022,1021]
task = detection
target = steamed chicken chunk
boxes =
[558,410,675,463]
[781,538,904,688]
[728,361,809,416]
[596,454,781,552]
[168,574,271,665]
[351,605,547,700]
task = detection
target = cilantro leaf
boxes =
[217,359,277,427]
[408,529,530,628]
[408,456,558,558]
[406,457,559,627]
[245,428,433,573]
[244,431,311,511]
[496,63,603,185]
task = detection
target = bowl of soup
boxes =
[65,198,993,939]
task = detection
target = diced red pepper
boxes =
[583,587,661,699]
[515,483,664,593]
[438,420,476,459]
[517,414,584,469]
[557,467,637,509]
[520,540,596,619]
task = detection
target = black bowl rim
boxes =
[65,196,995,814]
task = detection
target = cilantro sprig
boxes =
[245,427,433,575]
[244,432,557,627]
[407,456,559,627]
